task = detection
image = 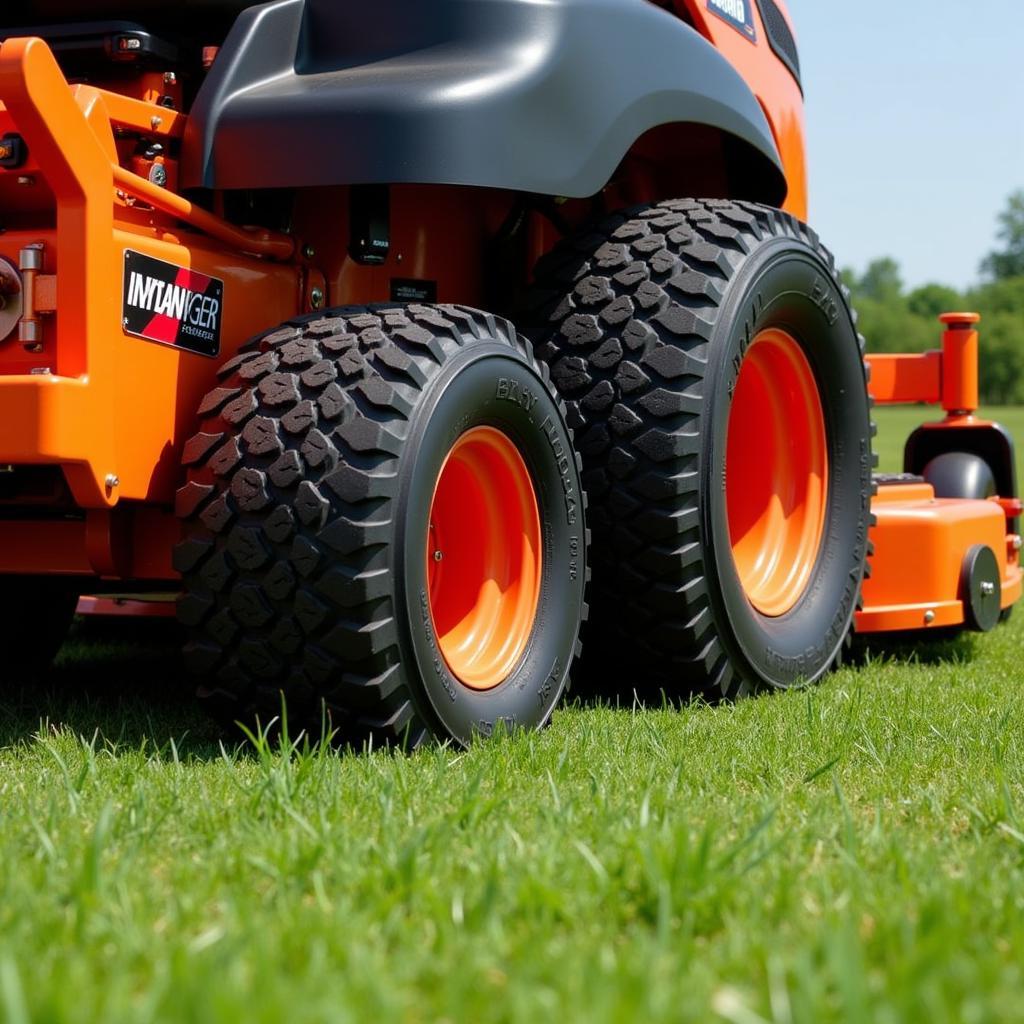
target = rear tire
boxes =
[175,304,587,748]
[524,200,872,699]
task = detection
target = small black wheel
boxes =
[524,200,872,699]
[0,577,78,680]
[961,544,1001,633]
[922,451,996,500]
[175,304,587,748]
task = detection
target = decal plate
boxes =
[122,250,223,357]
[706,0,757,41]
[390,278,438,303]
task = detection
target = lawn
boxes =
[0,407,1022,1024]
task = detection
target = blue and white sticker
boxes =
[706,0,757,41]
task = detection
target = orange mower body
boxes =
[0,0,1017,745]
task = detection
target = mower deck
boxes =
[858,479,1021,633]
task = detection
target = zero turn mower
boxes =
[0,0,1017,746]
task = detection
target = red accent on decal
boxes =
[175,266,212,293]
[142,310,179,343]
[140,266,212,345]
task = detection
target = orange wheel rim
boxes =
[427,426,542,690]
[726,328,828,617]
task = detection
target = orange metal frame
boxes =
[0,38,305,580]
[866,313,981,413]
[858,314,1022,632]
[0,15,810,590]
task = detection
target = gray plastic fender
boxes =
[181,0,787,202]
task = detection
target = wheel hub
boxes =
[427,426,542,690]
[726,328,829,617]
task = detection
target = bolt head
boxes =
[924,610,936,624]
[433,550,443,561]
[980,581,996,597]
[310,287,324,310]
[302,245,315,260]
[105,474,119,489]
[19,244,43,271]
[148,164,167,187]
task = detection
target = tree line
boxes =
[842,190,1024,405]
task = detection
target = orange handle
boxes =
[112,165,295,261]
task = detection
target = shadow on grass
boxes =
[0,616,225,758]
[0,612,987,758]
[849,628,979,667]
[569,625,983,714]
[567,655,737,713]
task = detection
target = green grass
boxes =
[0,407,1022,1024]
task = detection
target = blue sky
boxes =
[789,0,1023,290]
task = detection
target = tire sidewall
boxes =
[396,343,586,742]
[703,240,871,687]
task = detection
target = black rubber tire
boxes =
[0,577,78,680]
[174,304,587,749]
[961,544,1001,633]
[522,199,872,699]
